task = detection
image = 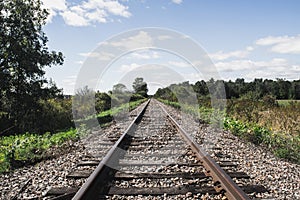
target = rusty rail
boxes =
[72,98,250,200]
[72,99,151,200]
[158,101,250,200]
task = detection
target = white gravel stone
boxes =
[1,100,298,199]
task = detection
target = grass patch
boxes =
[223,117,300,163]
[76,99,147,128]
[98,99,146,117]
[277,99,300,106]
[158,98,300,164]
[0,129,78,173]
[0,99,147,173]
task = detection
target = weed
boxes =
[159,98,300,164]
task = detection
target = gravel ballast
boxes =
[159,101,300,200]
[0,102,147,200]
[0,100,299,199]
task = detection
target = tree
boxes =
[225,80,239,99]
[73,86,94,118]
[112,83,127,94]
[95,92,111,113]
[0,0,64,133]
[277,78,291,99]
[193,80,209,96]
[132,77,148,97]
[292,80,300,99]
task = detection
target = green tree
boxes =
[132,77,148,97]
[73,86,95,119]
[112,83,127,94]
[193,80,209,96]
[225,80,239,98]
[0,0,64,133]
[292,80,300,99]
[95,92,111,113]
[154,88,177,102]
[277,78,291,99]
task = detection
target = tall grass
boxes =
[158,98,300,164]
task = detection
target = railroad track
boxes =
[46,99,267,200]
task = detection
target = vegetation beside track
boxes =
[0,99,146,173]
[157,97,300,164]
[0,0,151,174]
[76,98,147,128]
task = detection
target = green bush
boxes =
[223,117,299,163]
[0,129,78,173]
[95,92,111,113]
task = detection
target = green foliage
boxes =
[262,95,278,107]
[98,99,146,118]
[223,117,299,163]
[76,99,147,128]
[155,79,300,101]
[0,129,77,173]
[0,0,64,134]
[154,88,178,102]
[130,93,146,102]
[33,98,73,133]
[157,99,181,109]
[132,77,148,97]
[277,99,300,106]
[112,83,127,94]
[0,98,146,173]
[73,86,95,119]
[158,98,299,164]
[227,98,263,123]
[95,92,111,113]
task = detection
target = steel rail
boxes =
[158,100,250,200]
[72,99,151,200]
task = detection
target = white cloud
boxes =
[209,46,254,61]
[256,36,291,46]
[168,61,191,68]
[119,63,140,72]
[215,58,297,72]
[62,75,77,86]
[110,31,153,50]
[42,0,67,22]
[209,50,249,61]
[42,0,131,26]
[157,35,172,40]
[172,0,183,4]
[61,10,90,26]
[129,51,160,60]
[256,35,300,54]
[183,73,203,82]
[79,52,115,61]
[216,58,300,80]
[246,46,254,51]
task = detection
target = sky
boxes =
[41,0,300,94]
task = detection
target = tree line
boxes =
[74,78,148,119]
[154,78,300,102]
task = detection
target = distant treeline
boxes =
[0,78,148,136]
[154,78,300,100]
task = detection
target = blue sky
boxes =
[42,0,300,94]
